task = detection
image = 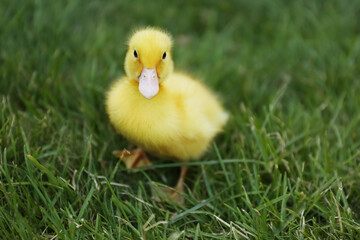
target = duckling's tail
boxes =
[219,111,229,127]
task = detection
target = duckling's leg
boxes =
[113,148,152,168]
[165,166,188,204]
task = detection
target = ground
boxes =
[0,0,360,239]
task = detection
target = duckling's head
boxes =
[124,27,174,99]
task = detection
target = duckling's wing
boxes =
[168,73,228,140]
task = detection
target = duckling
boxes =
[106,27,228,203]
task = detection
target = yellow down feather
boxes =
[106,27,228,161]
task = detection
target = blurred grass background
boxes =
[1,0,360,239]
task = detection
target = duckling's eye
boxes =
[134,49,138,58]
[162,52,166,60]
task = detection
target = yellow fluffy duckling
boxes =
[106,27,228,202]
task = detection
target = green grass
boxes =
[1,0,360,239]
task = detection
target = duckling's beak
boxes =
[138,67,159,99]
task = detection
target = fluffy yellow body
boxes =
[106,27,228,162]
[106,72,228,161]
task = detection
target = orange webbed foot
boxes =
[113,148,152,168]
[152,166,188,204]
